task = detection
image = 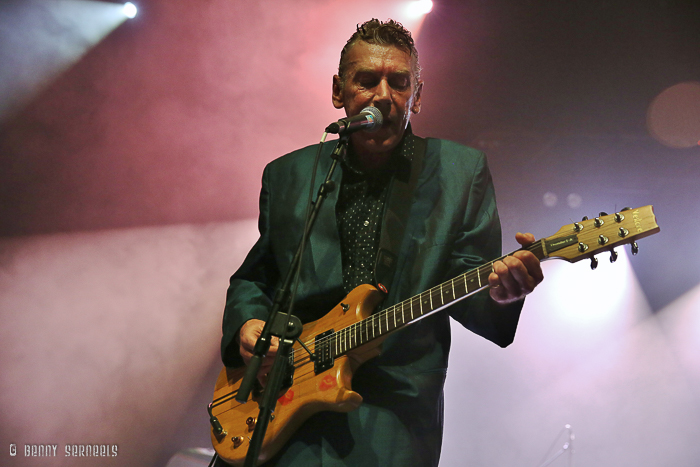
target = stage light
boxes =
[405,0,433,18]
[0,0,137,121]
[123,2,137,19]
[647,81,700,149]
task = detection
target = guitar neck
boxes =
[329,240,548,358]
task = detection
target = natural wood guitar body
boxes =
[210,285,386,466]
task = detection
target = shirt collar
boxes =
[341,123,415,178]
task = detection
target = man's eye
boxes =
[390,77,410,90]
[358,77,378,88]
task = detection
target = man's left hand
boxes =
[488,232,544,305]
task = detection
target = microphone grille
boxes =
[362,106,383,132]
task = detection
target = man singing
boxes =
[218,18,543,466]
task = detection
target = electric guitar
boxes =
[209,205,660,466]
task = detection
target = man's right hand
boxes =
[238,319,279,385]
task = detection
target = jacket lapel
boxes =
[306,142,344,293]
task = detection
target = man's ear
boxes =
[332,75,344,109]
[411,80,424,114]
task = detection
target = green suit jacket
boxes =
[221,136,523,466]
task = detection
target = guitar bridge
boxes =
[314,329,334,374]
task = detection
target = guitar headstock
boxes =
[541,205,660,267]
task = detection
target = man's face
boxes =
[332,41,423,158]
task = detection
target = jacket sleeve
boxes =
[220,165,279,367]
[444,150,523,348]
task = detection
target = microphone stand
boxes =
[538,424,575,467]
[239,134,349,467]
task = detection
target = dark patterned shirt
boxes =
[336,156,391,293]
[336,132,415,294]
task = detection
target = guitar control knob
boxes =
[590,257,599,270]
[232,436,243,448]
[631,242,639,255]
[246,417,257,431]
[610,250,618,263]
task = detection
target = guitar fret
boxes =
[429,289,433,310]
[451,279,456,300]
[410,298,414,320]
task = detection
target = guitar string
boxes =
[289,268,482,368]
[289,241,545,367]
[289,255,505,367]
[288,242,546,368]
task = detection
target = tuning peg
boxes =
[594,212,607,227]
[631,242,639,255]
[581,216,589,221]
[614,212,625,223]
[621,206,631,211]
[610,250,618,263]
[590,257,598,270]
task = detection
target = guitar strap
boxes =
[373,133,427,294]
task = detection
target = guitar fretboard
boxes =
[309,241,548,359]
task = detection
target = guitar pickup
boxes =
[314,330,334,374]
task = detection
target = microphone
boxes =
[325,107,383,135]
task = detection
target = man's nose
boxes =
[374,79,391,103]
